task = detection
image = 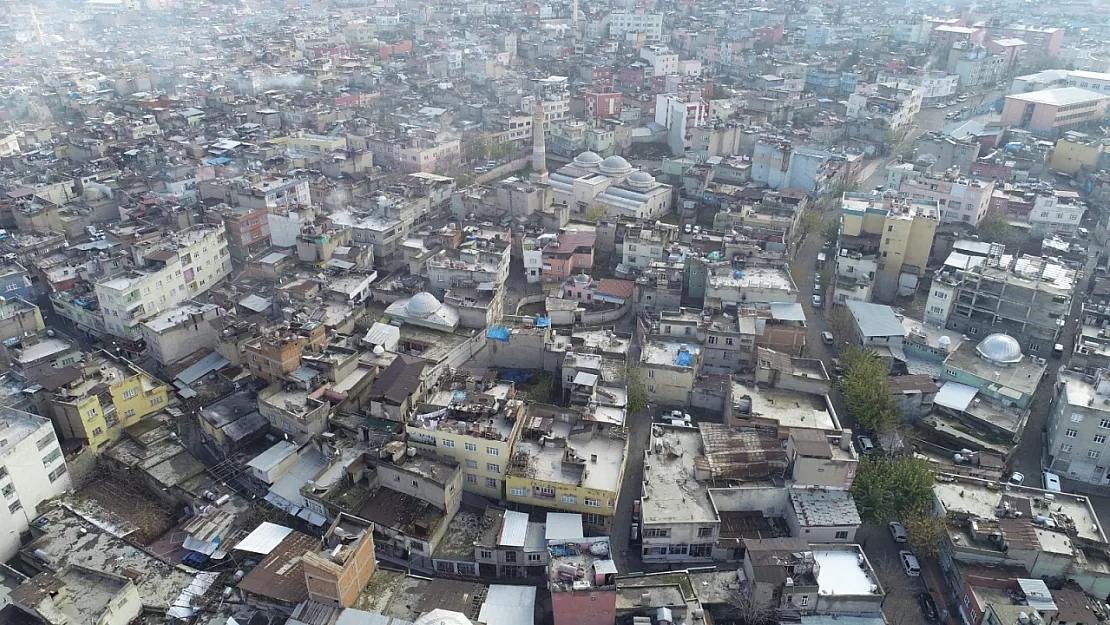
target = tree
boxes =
[822,217,840,249]
[584,204,610,221]
[619,363,649,416]
[902,507,947,559]
[728,584,779,625]
[463,137,490,163]
[841,346,902,435]
[489,142,512,160]
[797,208,822,244]
[977,213,1024,250]
[455,173,476,187]
[850,455,935,525]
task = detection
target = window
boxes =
[725,337,734,346]
[488,463,500,473]
[42,448,61,466]
[0,467,7,480]
[584,498,601,508]
[466,474,477,483]
[505,550,517,562]
[697,527,714,537]
[707,336,718,345]
[150,396,163,406]
[643,528,670,538]
[442,439,455,448]
[465,443,477,452]
[122,388,138,400]
[487,447,499,456]
[562,494,578,504]
[647,384,654,392]
[1090,450,1102,459]
[888,225,893,232]
[648,370,654,378]
[528,553,542,562]
[1,484,12,498]
[1061,444,1073,453]
[835,531,849,539]
[1095,435,1107,444]
[124,409,135,418]
[510,487,527,497]
[1067,429,1078,438]
[1072,413,1085,423]
[799,596,810,607]
[91,427,103,437]
[485,478,498,488]
[1100,419,1110,429]
[412,480,419,487]
[86,408,97,418]
[35,433,54,451]
[8,500,20,514]
[466,459,478,469]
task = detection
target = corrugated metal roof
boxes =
[845,300,906,338]
[479,585,536,625]
[498,510,529,548]
[247,441,298,474]
[1019,579,1057,612]
[545,513,584,541]
[233,522,293,555]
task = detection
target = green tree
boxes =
[825,302,853,350]
[977,213,1024,250]
[850,455,935,525]
[841,347,901,434]
[902,508,947,558]
[463,137,490,163]
[619,363,649,416]
[584,204,610,221]
[455,173,476,187]
[798,208,822,243]
[822,217,840,249]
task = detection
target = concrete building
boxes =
[139,302,224,371]
[0,408,72,561]
[1029,191,1087,237]
[301,514,377,608]
[1049,368,1110,486]
[548,152,673,220]
[609,11,663,41]
[640,341,703,407]
[899,171,995,226]
[837,193,940,302]
[11,566,142,625]
[0,298,45,351]
[1001,88,1110,137]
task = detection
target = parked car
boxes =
[889,521,908,542]
[918,593,939,621]
[692,225,701,235]
[821,331,834,345]
[1009,472,1025,486]
[813,281,822,294]
[857,435,875,455]
[812,295,823,308]
[936,103,947,109]
[684,224,692,234]
[1043,471,1062,492]
[899,550,921,576]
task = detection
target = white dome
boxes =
[627,171,655,188]
[573,273,591,284]
[406,292,443,317]
[976,333,1023,364]
[599,155,633,176]
[574,151,603,167]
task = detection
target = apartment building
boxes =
[245,322,329,383]
[541,231,596,282]
[426,233,512,295]
[899,171,995,226]
[95,224,231,340]
[640,340,703,407]
[360,133,462,174]
[836,192,940,302]
[0,408,72,561]
[1049,368,1110,486]
[1001,88,1110,137]
[1065,70,1110,93]
[609,12,663,41]
[139,302,224,371]
[39,351,169,452]
[845,82,923,139]
[1028,190,1087,237]
[640,46,678,76]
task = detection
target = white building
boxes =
[640,46,678,76]
[0,408,72,561]
[609,12,663,42]
[1029,191,1087,237]
[139,302,224,368]
[96,224,231,340]
[1065,70,1110,94]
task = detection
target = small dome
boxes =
[599,155,633,176]
[406,292,443,317]
[573,273,591,284]
[627,171,655,188]
[976,333,1023,364]
[574,151,603,167]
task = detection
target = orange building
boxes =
[542,232,597,282]
[302,514,377,608]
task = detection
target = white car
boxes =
[684,224,693,234]
[936,103,947,109]
[900,550,921,576]
[812,295,823,308]
[889,521,908,543]
[1043,471,1062,492]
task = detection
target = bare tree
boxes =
[871,554,925,625]
[727,583,779,625]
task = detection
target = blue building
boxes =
[0,262,32,302]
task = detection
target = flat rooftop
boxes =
[814,549,880,596]
[708,266,794,292]
[732,382,837,430]
[943,341,1045,397]
[641,340,701,368]
[642,427,717,525]
[1006,87,1110,107]
[509,420,626,492]
[790,488,861,528]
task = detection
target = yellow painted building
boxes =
[46,352,169,451]
[1050,137,1107,175]
[841,192,939,291]
[504,409,628,531]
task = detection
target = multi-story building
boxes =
[1065,70,1110,93]
[640,46,678,76]
[1049,368,1110,486]
[0,261,33,302]
[301,514,377,608]
[751,139,851,197]
[1028,190,1087,237]
[245,322,328,383]
[94,224,231,340]
[585,86,622,119]
[212,205,271,261]
[541,231,596,282]
[426,232,512,295]
[655,93,709,155]
[0,298,45,348]
[948,45,1006,89]
[836,193,940,302]
[139,302,225,372]
[505,406,627,532]
[621,228,669,271]
[927,251,1076,354]
[609,11,663,41]
[38,351,169,452]
[1001,88,1110,137]
[360,132,462,174]
[846,82,923,140]
[899,170,995,226]
[985,24,1064,57]
[0,408,72,561]
[640,340,703,407]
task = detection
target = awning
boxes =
[573,371,598,386]
[935,381,978,412]
[296,508,327,526]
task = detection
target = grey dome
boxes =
[627,171,655,187]
[573,273,591,284]
[599,155,633,176]
[574,151,603,167]
[976,333,1023,364]
[406,292,443,317]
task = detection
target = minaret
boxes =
[531,91,549,184]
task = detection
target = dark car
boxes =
[918,593,939,621]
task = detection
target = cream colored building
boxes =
[96,224,231,339]
[838,192,940,302]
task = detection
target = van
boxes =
[1043,471,1062,492]
[1078,227,1090,239]
[899,550,921,576]
[822,331,834,345]
[816,252,827,267]
[1053,344,1065,358]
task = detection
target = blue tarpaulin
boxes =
[500,370,533,383]
[675,351,693,367]
[487,327,510,341]
[535,317,552,328]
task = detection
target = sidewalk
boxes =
[921,557,961,625]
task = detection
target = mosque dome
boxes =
[627,171,656,188]
[976,333,1023,364]
[573,273,591,284]
[406,292,443,318]
[574,151,603,167]
[599,155,633,176]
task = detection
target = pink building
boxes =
[985,24,1064,56]
[899,173,996,225]
[542,232,597,282]
[1001,88,1110,137]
